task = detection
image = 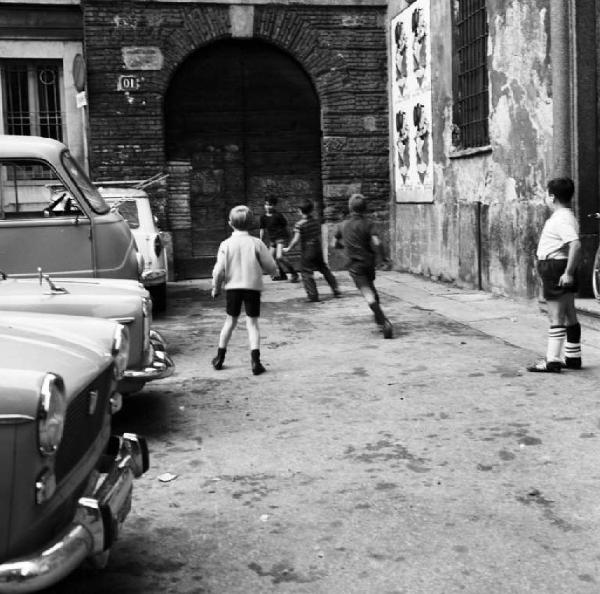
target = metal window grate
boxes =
[454,0,489,149]
[2,62,63,141]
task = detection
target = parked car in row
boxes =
[0,135,141,282]
[98,185,169,312]
[0,271,174,394]
[0,311,148,593]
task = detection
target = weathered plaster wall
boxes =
[389,0,552,299]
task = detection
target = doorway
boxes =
[165,39,322,277]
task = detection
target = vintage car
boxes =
[98,185,169,312]
[0,311,149,593]
[0,271,174,394]
[0,135,141,281]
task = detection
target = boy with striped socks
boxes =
[528,177,582,373]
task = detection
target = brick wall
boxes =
[83,2,389,275]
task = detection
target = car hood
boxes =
[0,311,117,416]
[9,277,147,296]
[0,278,144,319]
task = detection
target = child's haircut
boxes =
[547,177,575,204]
[299,199,314,215]
[265,197,278,206]
[348,193,367,214]
[229,205,253,231]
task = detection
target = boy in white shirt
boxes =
[528,177,582,372]
[211,205,277,375]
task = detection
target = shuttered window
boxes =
[1,61,64,141]
[453,0,489,149]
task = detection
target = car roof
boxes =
[0,134,67,159]
[97,187,148,199]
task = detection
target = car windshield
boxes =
[60,151,109,214]
[111,200,140,228]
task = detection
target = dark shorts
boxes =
[537,259,578,301]
[350,267,376,291]
[225,289,261,317]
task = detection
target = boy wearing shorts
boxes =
[259,197,299,282]
[211,205,278,375]
[528,177,582,372]
[334,193,393,339]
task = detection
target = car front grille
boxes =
[54,367,113,483]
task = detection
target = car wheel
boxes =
[150,283,167,313]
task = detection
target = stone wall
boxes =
[83,1,389,276]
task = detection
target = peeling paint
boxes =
[392,0,552,298]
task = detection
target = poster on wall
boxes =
[391,0,434,203]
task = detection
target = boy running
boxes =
[334,193,393,338]
[283,199,340,302]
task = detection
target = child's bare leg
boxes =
[245,316,260,350]
[276,243,298,281]
[219,315,238,348]
[212,315,237,370]
[354,276,393,339]
[246,316,266,375]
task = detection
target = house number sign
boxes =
[117,75,140,91]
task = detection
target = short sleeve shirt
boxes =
[294,215,321,251]
[337,213,377,272]
[536,207,579,260]
[259,212,289,242]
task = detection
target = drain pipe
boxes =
[550,0,574,177]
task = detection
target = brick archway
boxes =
[164,39,321,278]
[83,3,389,278]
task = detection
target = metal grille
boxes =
[454,0,489,149]
[54,367,113,483]
[1,61,64,141]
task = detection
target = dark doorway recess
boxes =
[165,39,322,277]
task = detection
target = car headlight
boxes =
[112,324,130,380]
[37,373,66,456]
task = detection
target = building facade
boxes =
[2,1,598,296]
[387,0,598,299]
[82,0,389,278]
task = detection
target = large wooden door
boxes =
[165,40,322,276]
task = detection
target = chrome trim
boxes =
[0,414,35,424]
[109,317,135,325]
[0,434,148,593]
[119,329,173,384]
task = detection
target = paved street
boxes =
[46,272,600,593]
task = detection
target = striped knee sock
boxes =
[565,323,582,369]
[546,325,566,363]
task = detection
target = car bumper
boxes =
[121,329,174,383]
[0,433,149,594]
[140,269,167,287]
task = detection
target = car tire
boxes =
[150,283,167,313]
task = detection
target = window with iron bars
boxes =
[1,60,64,143]
[453,0,489,150]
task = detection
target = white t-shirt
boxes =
[536,207,579,260]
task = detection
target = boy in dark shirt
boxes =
[334,193,393,338]
[259,197,299,282]
[283,199,340,302]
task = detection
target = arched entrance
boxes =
[164,39,322,277]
